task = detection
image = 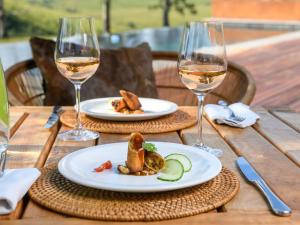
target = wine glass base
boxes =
[193,143,223,157]
[58,129,99,141]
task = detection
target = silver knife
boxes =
[236,156,292,216]
[44,106,62,129]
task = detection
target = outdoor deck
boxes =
[229,36,300,111]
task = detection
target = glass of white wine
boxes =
[178,21,227,157]
[55,17,100,141]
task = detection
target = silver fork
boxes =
[218,100,245,123]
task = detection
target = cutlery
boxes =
[44,106,62,129]
[236,156,292,216]
[218,100,245,122]
[216,118,238,126]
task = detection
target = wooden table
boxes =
[1,106,300,225]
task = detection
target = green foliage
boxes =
[150,0,198,15]
[142,142,157,152]
[3,0,211,38]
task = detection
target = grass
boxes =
[2,0,211,39]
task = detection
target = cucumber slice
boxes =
[157,159,184,182]
[165,153,192,172]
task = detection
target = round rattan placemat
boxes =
[29,165,239,221]
[60,108,197,134]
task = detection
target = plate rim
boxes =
[80,97,178,121]
[58,142,222,193]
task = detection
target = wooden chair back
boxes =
[152,52,256,106]
[5,52,256,106]
[5,60,44,106]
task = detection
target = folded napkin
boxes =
[0,168,40,215]
[204,103,259,128]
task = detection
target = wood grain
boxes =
[180,119,269,213]
[1,108,55,220]
[3,106,300,225]
[271,110,300,133]
[2,211,300,225]
[23,125,97,219]
[229,38,300,111]
[209,116,300,210]
[253,109,300,166]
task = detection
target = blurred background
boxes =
[2,0,300,109]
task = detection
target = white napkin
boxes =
[204,103,259,128]
[0,168,40,215]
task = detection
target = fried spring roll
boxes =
[126,133,144,172]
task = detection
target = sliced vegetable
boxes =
[94,160,112,172]
[157,159,184,182]
[165,153,192,172]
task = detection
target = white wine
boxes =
[178,64,226,93]
[56,57,100,83]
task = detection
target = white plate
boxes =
[80,97,178,121]
[58,142,222,193]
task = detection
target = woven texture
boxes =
[60,107,197,134]
[29,165,239,221]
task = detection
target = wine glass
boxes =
[178,21,227,157]
[0,61,9,177]
[55,17,100,141]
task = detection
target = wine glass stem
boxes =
[196,94,205,147]
[74,84,83,130]
[0,149,7,177]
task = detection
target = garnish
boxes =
[94,160,112,172]
[157,154,192,182]
[142,142,157,152]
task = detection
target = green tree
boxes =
[150,0,197,27]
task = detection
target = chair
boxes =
[5,52,256,106]
[152,52,256,106]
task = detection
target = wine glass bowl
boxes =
[55,17,100,141]
[178,21,227,157]
[0,61,9,177]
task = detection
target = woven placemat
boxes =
[60,108,197,134]
[29,165,239,221]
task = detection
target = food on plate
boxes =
[157,159,184,181]
[144,151,165,172]
[116,132,192,181]
[127,132,145,172]
[111,98,127,112]
[94,160,112,172]
[111,90,144,114]
[120,90,141,111]
[118,132,165,176]
[157,154,192,182]
[165,153,192,172]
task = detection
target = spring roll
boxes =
[126,133,144,172]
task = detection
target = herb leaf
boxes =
[142,142,157,152]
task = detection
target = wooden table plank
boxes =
[1,108,56,220]
[253,109,300,166]
[10,110,28,138]
[271,110,300,133]
[2,211,300,225]
[5,106,300,224]
[180,119,269,213]
[23,124,97,219]
[209,117,300,210]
